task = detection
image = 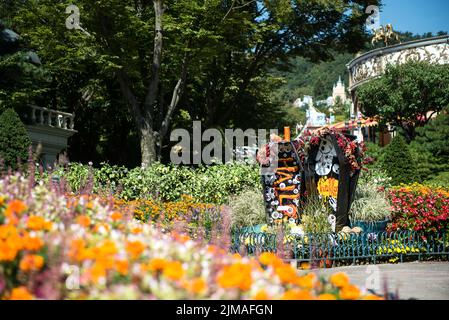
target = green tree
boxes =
[409,109,449,180]
[0,108,31,170]
[4,0,377,167]
[379,135,415,185]
[0,20,48,112]
[357,61,449,142]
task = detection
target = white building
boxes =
[306,105,327,127]
[293,95,314,109]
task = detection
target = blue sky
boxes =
[380,0,449,35]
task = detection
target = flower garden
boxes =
[0,170,385,300]
[2,0,449,304]
[1,155,448,300]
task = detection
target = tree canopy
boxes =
[2,0,379,166]
[356,61,449,142]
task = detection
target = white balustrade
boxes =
[29,105,75,131]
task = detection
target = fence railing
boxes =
[231,230,449,268]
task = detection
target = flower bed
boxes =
[387,183,449,234]
[0,173,382,300]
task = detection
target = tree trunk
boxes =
[140,124,157,168]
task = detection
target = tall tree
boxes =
[357,61,449,142]
[4,0,378,167]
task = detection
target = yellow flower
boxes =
[216,263,252,291]
[275,264,299,285]
[318,293,337,300]
[19,254,44,272]
[362,294,384,300]
[163,261,185,281]
[252,290,270,300]
[329,272,350,288]
[9,287,34,300]
[339,284,361,300]
[296,273,316,289]
[281,289,314,300]
[183,277,207,294]
[258,252,282,267]
[125,240,145,260]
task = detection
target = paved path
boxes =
[312,262,449,300]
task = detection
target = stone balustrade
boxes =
[347,35,449,93]
[29,105,75,131]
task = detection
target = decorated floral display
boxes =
[387,183,449,234]
[0,172,383,300]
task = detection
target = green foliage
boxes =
[379,135,415,186]
[41,162,261,204]
[228,189,266,229]
[3,0,376,165]
[412,110,449,172]
[357,62,449,142]
[300,197,332,234]
[358,167,392,189]
[0,108,31,170]
[350,178,391,222]
[425,171,449,188]
[120,163,261,203]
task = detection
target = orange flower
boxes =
[299,262,311,270]
[88,263,107,283]
[23,235,44,251]
[295,273,316,289]
[258,252,282,267]
[281,289,314,300]
[252,290,270,300]
[0,242,19,261]
[93,223,110,233]
[172,232,190,243]
[19,254,44,272]
[76,215,91,227]
[130,227,142,234]
[318,293,337,300]
[183,277,207,294]
[275,264,298,284]
[27,215,52,231]
[9,287,33,300]
[163,261,185,281]
[232,253,242,260]
[115,259,129,276]
[216,263,252,291]
[362,294,384,300]
[329,272,350,288]
[339,284,361,300]
[111,211,122,222]
[6,200,27,215]
[145,258,168,273]
[125,241,145,260]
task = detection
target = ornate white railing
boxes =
[347,35,449,92]
[29,105,75,131]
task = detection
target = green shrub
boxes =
[301,197,332,234]
[0,108,31,170]
[364,142,383,169]
[350,179,391,222]
[425,171,449,187]
[379,135,415,186]
[228,189,266,228]
[39,162,261,204]
[358,167,392,189]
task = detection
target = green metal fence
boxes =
[231,230,449,268]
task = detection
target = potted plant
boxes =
[349,180,391,234]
